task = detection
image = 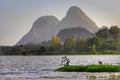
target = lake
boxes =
[0,55,119,80]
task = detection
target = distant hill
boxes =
[55,6,99,34]
[57,26,95,42]
[16,16,59,45]
[16,6,99,45]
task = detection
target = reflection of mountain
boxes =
[57,27,95,42]
[16,6,99,45]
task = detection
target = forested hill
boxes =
[57,27,95,42]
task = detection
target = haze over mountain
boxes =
[16,16,59,45]
[16,6,99,45]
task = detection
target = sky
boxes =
[0,0,120,46]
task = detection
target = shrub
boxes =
[56,65,120,72]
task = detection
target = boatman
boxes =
[61,56,70,66]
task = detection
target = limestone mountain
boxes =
[16,16,59,45]
[55,6,99,33]
[16,6,99,45]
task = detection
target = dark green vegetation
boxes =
[87,75,120,80]
[0,26,120,55]
[56,65,120,72]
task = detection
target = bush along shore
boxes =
[55,65,120,72]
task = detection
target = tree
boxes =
[51,36,61,46]
[109,26,120,39]
[64,36,76,52]
[40,46,46,53]
[87,36,105,50]
[20,45,28,55]
[51,36,62,50]
[0,46,21,55]
[76,36,87,52]
[96,27,109,39]
[89,44,97,54]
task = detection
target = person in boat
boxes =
[61,56,70,66]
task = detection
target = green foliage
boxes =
[87,75,120,80]
[87,37,104,47]
[109,26,120,39]
[76,36,88,52]
[50,36,63,51]
[86,65,120,72]
[99,50,120,54]
[56,65,120,72]
[64,36,76,53]
[102,39,120,50]
[96,27,109,39]
[0,46,21,55]
[89,75,97,80]
[39,46,46,53]
[69,49,76,55]
[56,65,86,72]
[1,25,120,55]
[87,37,105,53]
[89,44,97,54]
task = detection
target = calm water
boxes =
[0,55,119,80]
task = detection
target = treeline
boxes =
[0,26,120,55]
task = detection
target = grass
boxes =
[55,64,120,72]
